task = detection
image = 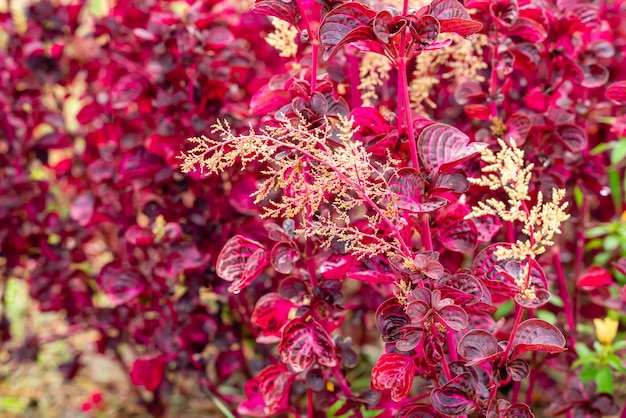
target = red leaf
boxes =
[278,319,337,372]
[97,264,145,306]
[124,226,154,247]
[512,319,567,357]
[431,373,477,415]
[131,355,166,392]
[371,353,415,401]
[438,217,477,253]
[413,15,440,46]
[270,242,298,274]
[464,103,492,120]
[556,124,587,153]
[319,3,376,60]
[436,305,469,331]
[418,123,487,174]
[577,266,613,288]
[457,329,503,366]
[251,293,296,343]
[250,0,299,27]
[216,235,269,294]
[70,193,95,227]
[238,364,294,416]
[505,113,532,146]
[438,18,483,37]
[508,17,547,42]
[606,81,626,103]
[389,168,449,213]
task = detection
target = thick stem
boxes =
[447,330,458,362]
[431,323,452,381]
[420,215,433,251]
[553,248,576,348]
[572,196,587,327]
[333,369,352,397]
[305,239,319,288]
[294,0,319,91]
[348,52,362,108]
[397,55,419,168]
[307,388,314,417]
[310,42,319,91]
[500,305,525,364]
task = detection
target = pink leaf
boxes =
[371,353,415,401]
[216,235,269,294]
[606,81,626,103]
[278,319,337,373]
[577,266,613,288]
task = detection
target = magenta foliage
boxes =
[2,0,626,417]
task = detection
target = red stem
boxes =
[294,0,318,91]
[397,54,419,168]
[553,248,577,348]
[307,388,314,417]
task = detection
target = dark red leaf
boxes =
[414,15,440,46]
[376,298,410,343]
[390,168,448,213]
[97,264,145,306]
[457,329,503,366]
[319,3,376,60]
[556,124,587,153]
[512,319,567,357]
[431,373,477,416]
[216,235,269,294]
[250,0,299,27]
[418,123,487,174]
[278,319,337,372]
[371,353,415,402]
[439,218,477,253]
[508,17,547,42]
[436,305,469,331]
[506,359,530,382]
[504,402,534,417]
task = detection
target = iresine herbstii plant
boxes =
[175,0,623,416]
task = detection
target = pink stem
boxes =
[553,248,577,348]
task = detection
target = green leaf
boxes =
[495,300,515,320]
[574,185,584,209]
[610,138,626,166]
[585,238,605,251]
[608,169,623,212]
[550,295,564,308]
[580,364,598,382]
[575,342,594,358]
[607,354,626,372]
[612,340,626,350]
[536,310,558,323]
[604,235,621,252]
[593,252,612,266]
[595,366,614,393]
[585,224,613,238]
[361,408,385,417]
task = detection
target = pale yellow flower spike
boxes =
[265,18,298,58]
[465,138,570,260]
[594,317,619,346]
